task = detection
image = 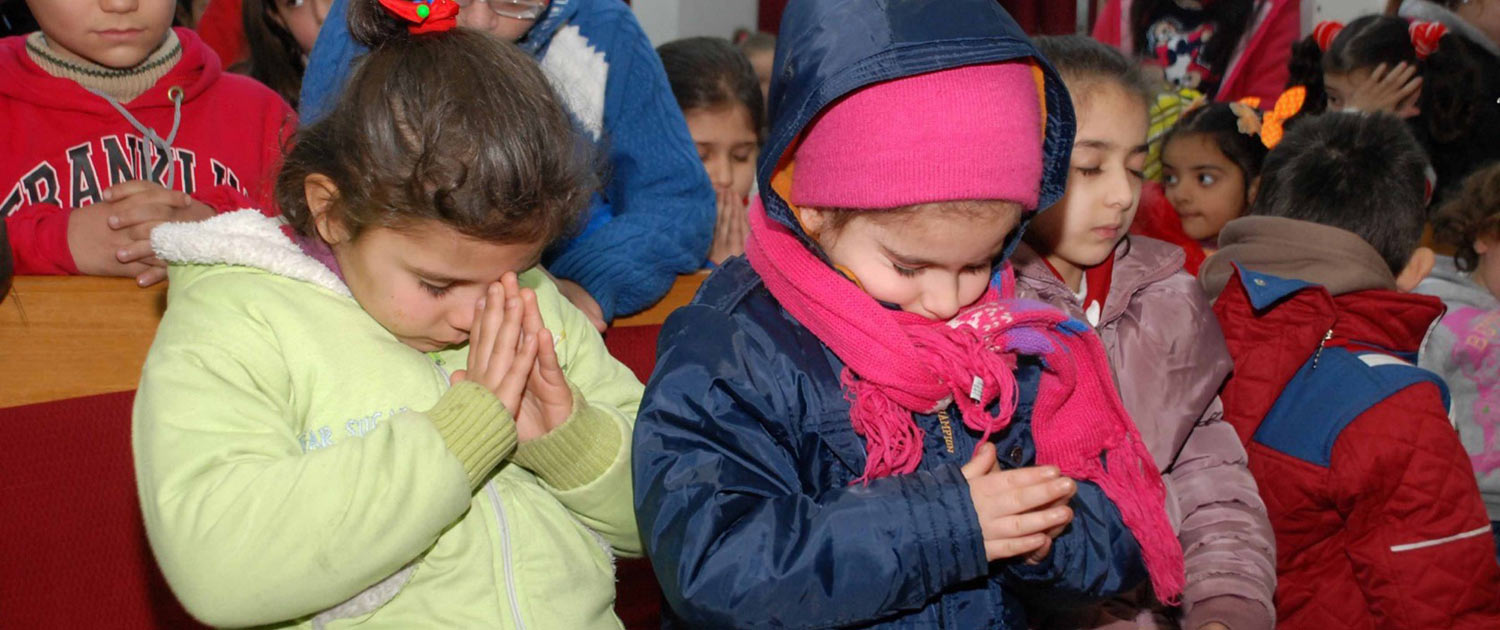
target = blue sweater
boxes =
[300,0,713,320]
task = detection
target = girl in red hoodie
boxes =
[2,0,293,286]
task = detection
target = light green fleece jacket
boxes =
[133,211,644,629]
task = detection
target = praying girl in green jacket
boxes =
[131,2,643,628]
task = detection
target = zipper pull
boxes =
[1312,328,1334,369]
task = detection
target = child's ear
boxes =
[304,174,349,245]
[799,207,830,241]
[1396,246,1436,292]
[1246,176,1261,207]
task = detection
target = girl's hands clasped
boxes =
[450,272,574,442]
[961,442,1078,563]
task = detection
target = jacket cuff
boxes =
[427,381,517,489]
[512,387,622,491]
[910,464,989,590]
[1183,594,1273,630]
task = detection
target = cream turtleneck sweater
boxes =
[24,30,182,103]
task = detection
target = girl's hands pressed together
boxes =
[707,189,748,265]
[515,282,574,442]
[961,442,1078,563]
[450,273,537,418]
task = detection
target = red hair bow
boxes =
[376,0,460,34]
[1313,20,1344,51]
[1409,21,1448,60]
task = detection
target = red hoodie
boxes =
[1,28,293,275]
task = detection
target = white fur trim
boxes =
[150,210,351,297]
[540,24,608,141]
[310,563,418,630]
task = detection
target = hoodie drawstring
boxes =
[85,86,185,189]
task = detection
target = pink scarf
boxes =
[745,198,1185,603]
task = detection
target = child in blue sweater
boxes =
[300,0,713,328]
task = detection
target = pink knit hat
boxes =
[790,62,1045,210]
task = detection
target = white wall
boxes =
[1303,0,1391,35]
[633,0,759,46]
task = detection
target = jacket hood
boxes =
[517,0,585,56]
[151,210,352,297]
[1200,216,1398,301]
[757,0,1075,253]
[1418,254,1500,311]
[0,27,222,111]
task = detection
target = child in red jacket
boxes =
[2,0,292,286]
[1200,112,1500,629]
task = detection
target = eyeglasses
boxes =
[452,0,549,20]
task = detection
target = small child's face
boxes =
[1028,82,1148,271]
[804,201,1022,321]
[1475,234,1500,300]
[686,103,759,202]
[328,219,544,352]
[1163,132,1248,241]
[27,0,177,69]
[270,0,330,56]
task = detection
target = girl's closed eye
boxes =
[894,264,921,277]
[420,280,452,297]
[1075,164,1104,177]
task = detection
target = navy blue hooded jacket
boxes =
[631,1,1148,627]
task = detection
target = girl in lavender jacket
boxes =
[1015,36,1277,630]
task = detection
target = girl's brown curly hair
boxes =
[274,0,596,247]
[1432,163,1500,271]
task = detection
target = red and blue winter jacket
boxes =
[1214,266,1500,629]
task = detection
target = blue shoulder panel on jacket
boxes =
[1234,265,1318,311]
[1253,347,1451,467]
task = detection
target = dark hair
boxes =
[1033,34,1153,108]
[1432,162,1500,271]
[1287,15,1482,144]
[657,37,764,141]
[1163,102,1269,182]
[242,0,306,107]
[1251,112,1430,275]
[274,0,594,247]
[1129,0,1253,91]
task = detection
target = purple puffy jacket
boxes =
[1014,237,1275,630]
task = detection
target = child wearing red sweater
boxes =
[2,0,292,286]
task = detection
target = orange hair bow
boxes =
[1313,20,1344,51]
[1259,86,1306,149]
[1409,21,1449,60]
[376,0,460,34]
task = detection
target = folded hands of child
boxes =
[450,272,575,442]
[66,180,215,287]
[961,442,1077,564]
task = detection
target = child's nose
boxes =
[313,0,332,23]
[99,0,138,14]
[458,4,495,31]
[921,277,962,321]
[1105,169,1134,209]
[709,157,733,191]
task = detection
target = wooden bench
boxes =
[0,272,705,408]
